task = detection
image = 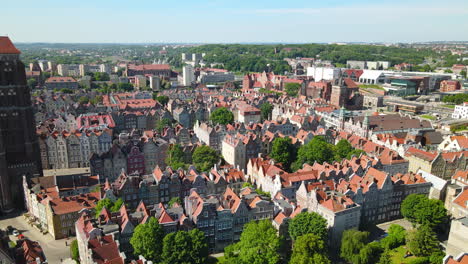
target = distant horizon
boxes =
[12,40,468,45]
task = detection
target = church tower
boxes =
[0,36,42,212]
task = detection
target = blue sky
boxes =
[2,0,467,43]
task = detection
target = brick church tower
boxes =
[0,36,42,213]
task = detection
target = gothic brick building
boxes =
[330,78,363,110]
[0,36,42,212]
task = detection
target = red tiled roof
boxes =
[0,36,20,54]
[406,147,437,161]
[46,76,76,83]
[128,64,170,71]
[453,189,468,209]
[445,254,468,264]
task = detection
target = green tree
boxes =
[284,83,301,97]
[377,250,392,264]
[118,82,134,91]
[111,198,123,212]
[130,217,165,261]
[27,78,38,89]
[381,224,406,250]
[340,229,369,264]
[260,102,273,120]
[401,194,426,223]
[94,72,110,81]
[224,220,282,264]
[289,233,330,264]
[166,144,186,169]
[94,198,124,217]
[90,95,103,105]
[168,197,182,208]
[60,88,74,94]
[210,107,234,125]
[156,118,172,133]
[192,145,220,172]
[358,241,383,264]
[415,199,447,228]
[406,225,440,257]
[429,250,445,264]
[288,212,328,242]
[78,96,89,104]
[460,70,467,78]
[401,194,447,228]
[161,229,208,264]
[155,95,169,106]
[292,136,334,171]
[334,139,354,160]
[70,239,79,262]
[270,137,297,172]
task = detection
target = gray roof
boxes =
[417,169,448,191]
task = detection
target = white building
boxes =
[149,76,160,91]
[306,67,340,81]
[182,65,195,86]
[358,70,386,84]
[452,102,468,119]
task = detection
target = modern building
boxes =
[125,64,172,77]
[198,68,235,84]
[306,67,341,81]
[0,36,43,212]
[182,65,195,86]
[452,102,468,119]
[149,75,160,91]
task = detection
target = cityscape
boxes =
[1,1,468,264]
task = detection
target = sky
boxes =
[1,0,468,43]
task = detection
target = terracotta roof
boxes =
[453,189,468,209]
[88,235,124,264]
[406,147,437,161]
[0,36,20,54]
[128,64,170,71]
[46,76,76,83]
[445,253,468,264]
[453,170,468,184]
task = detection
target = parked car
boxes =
[6,226,13,234]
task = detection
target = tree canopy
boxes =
[292,136,334,171]
[70,239,79,262]
[289,233,330,264]
[161,229,209,264]
[340,229,369,264]
[224,219,282,264]
[380,224,406,250]
[210,107,234,125]
[406,224,440,257]
[288,212,328,242]
[94,198,123,217]
[358,241,383,264]
[166,144,187,170]
[156,118,173,133]
[260,102,273,121]
[442,93,468,105]
[192,145,220,172]
[155,95,169,105]
[284,83,301,97]
[130,217,165,261]
[401,194,447,228]
[269,137,297,172]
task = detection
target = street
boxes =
[0,213,73,263]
